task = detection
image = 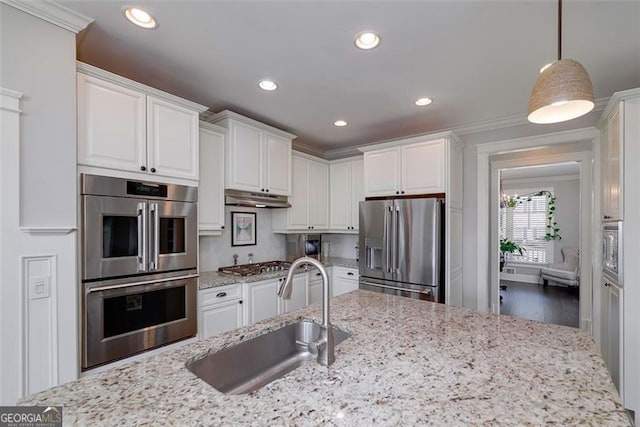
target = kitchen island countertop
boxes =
[19,290,629,425]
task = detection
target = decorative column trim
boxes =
[0,0,93,33]
[0,88,23,112]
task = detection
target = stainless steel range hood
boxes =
[225,189,291,208]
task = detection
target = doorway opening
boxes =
[497,162,581,327]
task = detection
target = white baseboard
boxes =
[500,272,541,284]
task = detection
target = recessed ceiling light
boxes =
[123,7,157,29]
[258,80,278,91]
[539,62,554,73]
[334,120,348,127]
[415,97,433,106]
[355,31,381,50]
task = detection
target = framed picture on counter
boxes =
[231,211,257,246]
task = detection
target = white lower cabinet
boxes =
[332,267,359,297]
[281,274,308,313]
[601,278,623,394]
[243,273,309,324]
[308,270,324,304]
[244,278,281,325]
[199,284,244,339]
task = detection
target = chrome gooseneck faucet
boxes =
[277,257,335,366]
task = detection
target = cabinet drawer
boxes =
[200,283,242,306]
[333,267,358,279]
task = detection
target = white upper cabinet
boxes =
[363,139,445,197]
[77,73,147,172]
[601,102,624,221]
[228,121,262,191]
[329,157,363,232]
[77,64,207,181]
[147,96,199,180]
[272,152,329,232]
[199,123,226,234]
[264,133,292,195]
[207,110,295,196]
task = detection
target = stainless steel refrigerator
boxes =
[358,197,444,303]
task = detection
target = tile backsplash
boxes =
[199,207,286,271]
[322,234,358,260]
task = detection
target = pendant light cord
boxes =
[557,0,562,60]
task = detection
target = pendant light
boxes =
[527,0,594,124]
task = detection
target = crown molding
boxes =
[596,88,640,128]
[1,0,93,33]
[292,141,327,159]
[77,62,209,113]
[476,127,599,154]
[205,110,297,140]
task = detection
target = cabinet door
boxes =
[147,96,199,180]
[350,159,364,230]
[330,161,352,230]
[608,282,623,393]
[282,274,308,313]
[199,127,225,233]
[264,133,292,195]
[200,300,244,339]
[308,271,323,304]
[77,73,146,172]
[244,279,280,325]
[288,156,310,230]
[227,121,263,192]
[605,104,623,220]
[401,139,445,195]
[309,160,329,229]
[364,148,400,196]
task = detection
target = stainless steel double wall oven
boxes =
[81,174,198,370]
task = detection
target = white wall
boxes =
[0,4,79,404]
[199,207,286,271]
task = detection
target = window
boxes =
[500,189,553,264]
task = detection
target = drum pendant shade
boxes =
[527,59,594,124]
[527,0,595,124]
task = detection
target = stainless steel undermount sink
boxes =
[187,320,351,395]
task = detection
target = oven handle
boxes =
[86,273,199,294]
[137,202,148,272]
[150,202,160,271]
[360,280,434,296]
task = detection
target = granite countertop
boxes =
[199,257,359,290]
[20,290,629,426]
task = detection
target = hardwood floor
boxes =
[499,280,579,328]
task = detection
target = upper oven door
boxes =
[83,195,148,281]
[149,200,197,273]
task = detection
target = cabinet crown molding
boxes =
[205,110,297,140]
[358,131,457,153]
[76,62,209,113]
[1,0,93,33]
[597,88,640,129]
[199,121,227,133]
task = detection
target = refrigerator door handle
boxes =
[384,205,392,273]
[393,202,400,274]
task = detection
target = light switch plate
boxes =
[29,276,51,299]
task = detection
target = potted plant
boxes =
[500,238,525,271]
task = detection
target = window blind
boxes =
[500,193,551,264]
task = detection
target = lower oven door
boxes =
[359,277,439,302]
[83,274,197,370]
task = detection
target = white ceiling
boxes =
[59,1,640,152]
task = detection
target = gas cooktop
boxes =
[218,260,291,276]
